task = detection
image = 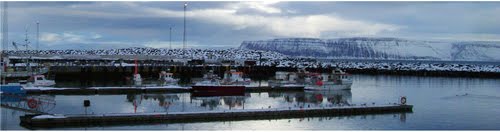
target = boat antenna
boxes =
[24,24,30,50]
[36,21,39,51]
[169,26,172,49]
[25,24,35,75]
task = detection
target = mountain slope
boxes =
[240,37,500,61]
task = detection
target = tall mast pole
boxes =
[183,2,187,50]
[1,2,7,84]
[1,2,8,52]
[25,25,29,51]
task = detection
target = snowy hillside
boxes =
[240,38,500,61]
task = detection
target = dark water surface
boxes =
[2,75,499,130]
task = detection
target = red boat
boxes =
[191,70,246,97]
[191,85,245,97]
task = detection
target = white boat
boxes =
[304,69,353,91]
[25,75,56,87]
[159,71,179,85]
[0,67,49,78]
[133,73,142,86]
[268,71,300,87]
[220,69,251,85]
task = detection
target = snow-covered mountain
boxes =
[239,38,500,62]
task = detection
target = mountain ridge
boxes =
[239,37,500,62]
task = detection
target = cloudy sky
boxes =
[2,1,500,50]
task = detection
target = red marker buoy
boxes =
[27,99,38,109]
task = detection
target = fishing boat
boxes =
[268,71,300,87]
[191,70,246,97]
[132,58,142,86]
[1,26,53,85]
[159,70,179,85]
[0,66,49,79]
[0,83,26,94]
[25,74,55,87]
[220,69,251,85]
[304,69,353,91]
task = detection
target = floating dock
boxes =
[20,104,412,129]
[24,85,304,95]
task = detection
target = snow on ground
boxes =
[269,58,500,73]
[32,104,404,119]
[33,114,66,119]
[22,87,72,90]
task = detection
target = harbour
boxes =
[2,1,500,130]
[2,74,500,130]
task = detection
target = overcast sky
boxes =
[2,1,500,50]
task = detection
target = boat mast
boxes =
[169,27,172,49]
[24,24,33,75]
[36,21,39,51]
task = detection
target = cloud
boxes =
[30,2,400,38]
[141,3,401,38]
[8,1,500,50]
[226,1,282,14]
[144,40,178,49]
[40,33,61,43]
[144,40,208,49]
[40,32,103,44]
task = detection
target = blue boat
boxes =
[0,84,26,94]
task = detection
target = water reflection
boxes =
[190,95,250,110]
[1,94,56,114]
[126,94,180,113]
[115,90,354,113]
[273,90,352,107]
[303,90,351,105]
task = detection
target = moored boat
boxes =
[26,75,56,87]
[0,83,26,94]
[159,70,179,85]
[268,71,300,87]
[191,70,246,97]
[304,69,353,91]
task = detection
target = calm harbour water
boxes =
[2,74,500,130]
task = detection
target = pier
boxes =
[24,85,304,95]
[20,104,413,129]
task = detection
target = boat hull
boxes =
[268,81,298,87]
[192,85,245,97]
[0,84,26,94]
[305,83,352,91]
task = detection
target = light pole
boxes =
[183,2,187,50]
[1,2,8,52]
